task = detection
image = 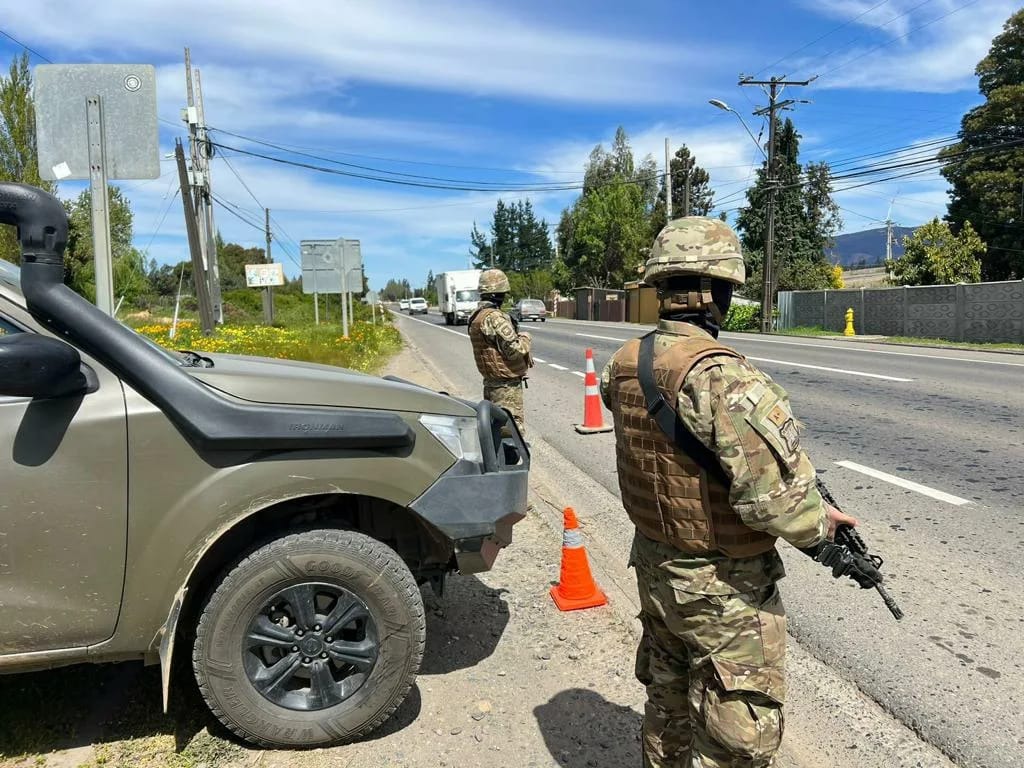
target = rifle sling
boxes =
[637,331,728,483]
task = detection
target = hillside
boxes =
[828,225,917,268]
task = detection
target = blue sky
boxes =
[1,0,1016,291]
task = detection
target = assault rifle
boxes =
[805,477,904,620]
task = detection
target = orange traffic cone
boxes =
[550,508,608,611]
[574,348,613,434]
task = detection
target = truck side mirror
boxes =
[0,333,89,398]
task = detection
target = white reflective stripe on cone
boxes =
[563,528,584,548]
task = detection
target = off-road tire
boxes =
[192,529,425,748]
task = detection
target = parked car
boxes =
[407,297,428,315]
[0,183,529,750]
[511,298,547,323]
[398,298,411,311]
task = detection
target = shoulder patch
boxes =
[766,403,789,428]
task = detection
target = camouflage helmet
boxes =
[479,268,510,293]
[644,217,745,287]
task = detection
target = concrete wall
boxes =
[778,280,1024,342]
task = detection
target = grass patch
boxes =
[882,335,1024,352]
[769,325,1024,352]
[0,663,245,768]
[133,319,402,373]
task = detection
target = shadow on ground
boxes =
[0,574,510,763]
[419,572,511,676]
[535,688,642,768]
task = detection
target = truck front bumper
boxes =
[409,401,529,574]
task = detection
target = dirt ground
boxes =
[0,347,647,768]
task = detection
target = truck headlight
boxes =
[419,414,483,463]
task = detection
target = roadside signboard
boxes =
[245,263,285,287]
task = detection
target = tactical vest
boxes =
[469,307,528,380]
[608,334,777,559]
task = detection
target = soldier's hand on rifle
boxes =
[825,502,859,540]
[815,537,882,589]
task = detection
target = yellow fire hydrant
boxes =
[844,307,856,336]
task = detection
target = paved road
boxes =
[393,309,1024,768]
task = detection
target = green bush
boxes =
[722,304,759,331]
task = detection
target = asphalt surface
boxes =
[392,308,1024,768]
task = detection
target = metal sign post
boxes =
[35,64,159,316]
[85,97,114,315]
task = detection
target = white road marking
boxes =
[576,332,632,342]
[722,333,1024,368]
[532,357,547,363]
[390,310,466,337]
[548,363,569,371]
[572,371,586,378]
[745,356,913,382]
[835,460,972,506]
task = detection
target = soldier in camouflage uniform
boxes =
[468,268,533,435]
[599,218,857,767]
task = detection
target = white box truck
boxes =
[435,269,482,325]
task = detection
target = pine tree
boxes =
[941,9,1024,279]
[736,117,837,297]
[649,145,716,238]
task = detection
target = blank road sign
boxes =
[34,64,160,181]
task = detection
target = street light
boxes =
[708,99,767,160]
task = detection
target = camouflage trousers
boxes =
[483,379,526,437]
[631,533,786,767]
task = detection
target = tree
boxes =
[217,240,266,291]
[735,117,839,298]
[0,52,56,264]
[888,218,984,286]
[469,198,554,273]
[556,127,656,288]
[63,185,150,302]
[382,278,412,301]
[423,269,437,304]
[941,9,1024,279]
[649,145,716,238]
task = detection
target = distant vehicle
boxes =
[407,297,428,315]
[435,270,482,326]
[511,298,547,323]
[399,298,411,311]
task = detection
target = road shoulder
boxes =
[395,326,959,768]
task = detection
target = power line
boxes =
[820,0,984,79]
[0,27,53,62]
[754,0,893,76]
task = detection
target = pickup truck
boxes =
[0,183,529,748]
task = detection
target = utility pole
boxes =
[683,154,692,217]
[739,74,816,333]
[184,49,223,324]
[175,139,215,334]
[263,208,275,325]
[664,137,673,221]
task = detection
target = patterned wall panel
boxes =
[790,291,825,328]
[862,288,904,336]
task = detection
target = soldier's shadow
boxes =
[535,688,643,768]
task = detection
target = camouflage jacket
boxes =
[472,303,533,385]
[600,319,828,594]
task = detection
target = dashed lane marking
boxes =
[548,363,569,371]
[572,371,586,378]
[532,357,547,363]
[835,460,971,506]
[745,356,913,382]
[391,310,467,337]
[576,332,632,342]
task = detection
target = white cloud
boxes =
[798,0,1017,92]
[8,0,722,106]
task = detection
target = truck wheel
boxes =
[192,529,425,748]
[445,313,452,325]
